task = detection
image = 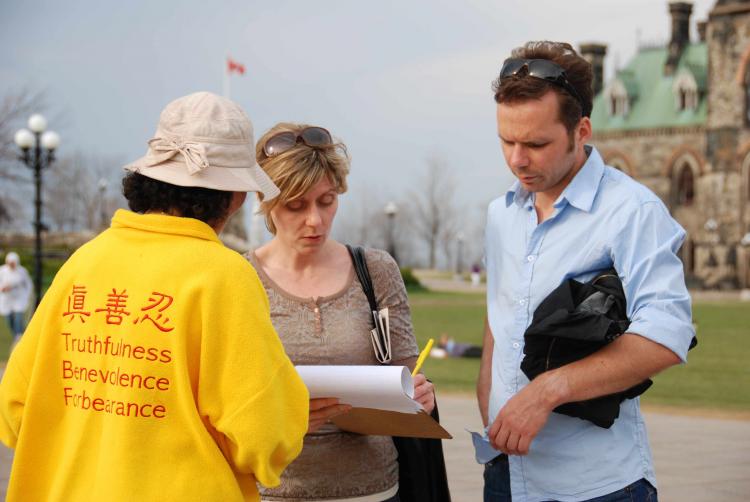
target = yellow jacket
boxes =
[0,210,308,501]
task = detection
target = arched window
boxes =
[678,238,695,275]
[706,250,718,268]
[676,163,695,206]
[607,156,633,176]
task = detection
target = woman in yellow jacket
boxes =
[0,92,309,502]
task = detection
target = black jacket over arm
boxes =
[520,269,695,428]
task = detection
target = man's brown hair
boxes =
[492,41,593,134]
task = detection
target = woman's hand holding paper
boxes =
[307,398,351,433]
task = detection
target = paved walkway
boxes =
[0,394,747,500]
[436,394,750,501]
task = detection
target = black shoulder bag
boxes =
[346,245,452,502]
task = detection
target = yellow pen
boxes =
[412,338,434,376]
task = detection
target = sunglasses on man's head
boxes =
[263,127,333,157]
[499,58,588,117]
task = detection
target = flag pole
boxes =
[249,198,264,250]
[223,57,230,98]
[226,55,263,248]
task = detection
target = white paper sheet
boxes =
[295,365,423,414]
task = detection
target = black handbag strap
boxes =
[347,246,450,501]
[346,245,379,314]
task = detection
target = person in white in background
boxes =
[470,263,482,287]
[0,252,32,342]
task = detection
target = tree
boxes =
[0,89,48,178]
[44,151,126,232]
[332,188,421,266]
[332,187,379,248]
[0,200,9,225]
[222,205,248,241]
[408,157,460,269]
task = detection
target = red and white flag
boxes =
[227,57,245,75]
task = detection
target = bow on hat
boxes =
[146,137,210,175]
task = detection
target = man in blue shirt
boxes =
[476,41,695,501]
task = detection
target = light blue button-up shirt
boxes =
[485,146,695,501]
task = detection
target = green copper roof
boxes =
[591,43,707,131]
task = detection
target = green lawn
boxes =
[0,319,14,363]
[409,291,486,392]
[408,290,750,412]
[642,302,750,411]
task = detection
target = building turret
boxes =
[665,2,693,75]
[580,43,608,96]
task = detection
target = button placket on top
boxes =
[512,202,557,500]
[518,201,539,315]
[508,201,539,393]
[313,304,322,335]
[515,206,562,389]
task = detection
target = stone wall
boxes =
[592,127,706,199]
[706,6,750,131]
[591,127,744,287]
[707,4,750,287]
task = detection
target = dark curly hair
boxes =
[122,172,232,226]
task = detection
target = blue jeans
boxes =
[484,454,511,502]
[483,454,657,502]
[580,479,657,502]
[5,312,25,337]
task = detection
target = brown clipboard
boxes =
[332,407,452,439]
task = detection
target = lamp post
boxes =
[14,114,60,308]
[456,232,465,277]
[741,232,750,292]
[98,178,109,230]
[384,201,398,264]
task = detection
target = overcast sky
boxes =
[1,0,716,244]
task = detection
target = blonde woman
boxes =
[246,123,436,502]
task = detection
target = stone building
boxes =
[586,0,750,288]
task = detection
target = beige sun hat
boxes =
[124,92,279,199]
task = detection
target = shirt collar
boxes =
[557,145,604,212]
[110,209,222,243]
[504,145,605,213]
[505,180,534,210]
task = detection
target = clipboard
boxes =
[296,365,452,440]
[332,408,452,439]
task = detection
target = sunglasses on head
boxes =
[499,58,588,117]
[263,126,333,157]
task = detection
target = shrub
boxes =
[401,267,426,292]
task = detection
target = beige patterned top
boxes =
[246,248,419,501]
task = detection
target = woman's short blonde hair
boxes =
[255,122,350,234]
